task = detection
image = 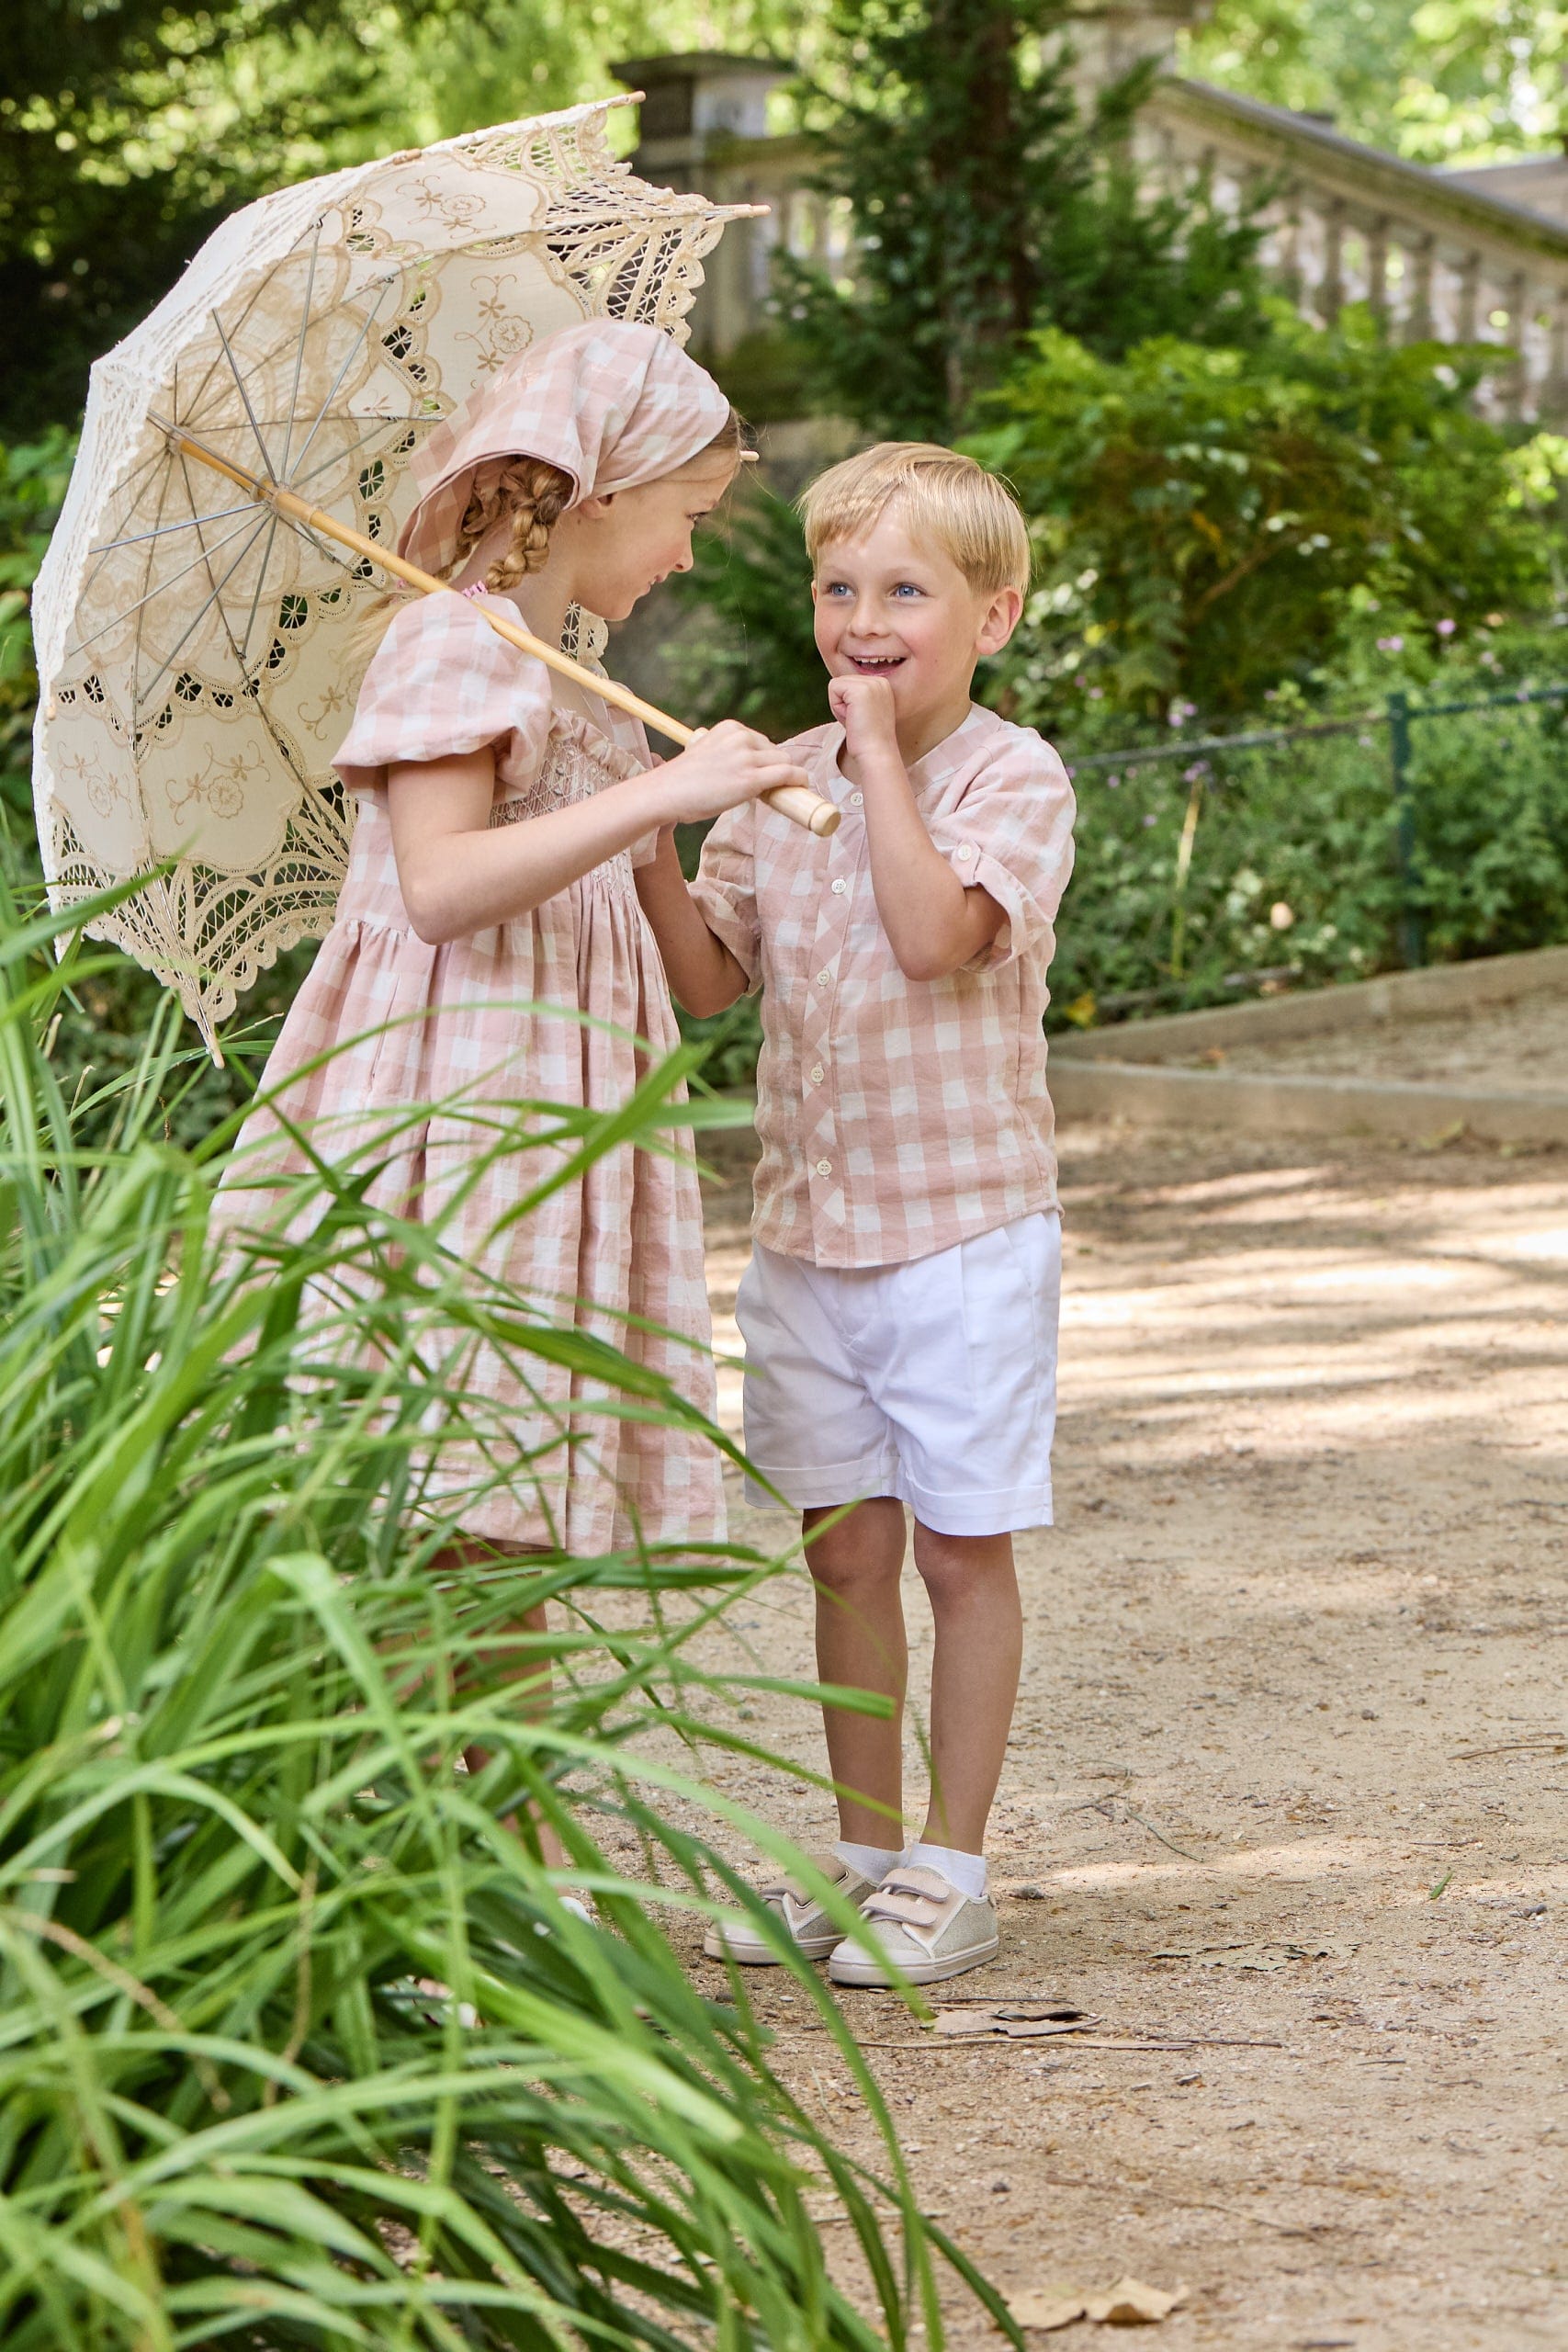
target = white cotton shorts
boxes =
[734,1211,1062,1536]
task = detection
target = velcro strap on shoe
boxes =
[863,1874,944,1927]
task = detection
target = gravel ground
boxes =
[679,1118,1568,2348]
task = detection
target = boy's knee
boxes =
[804,1499,903,1594]
[911,1525,1015,1604]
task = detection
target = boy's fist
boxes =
[829,672,898,753]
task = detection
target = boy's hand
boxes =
[654,720,812,827]
[829,673,900,759]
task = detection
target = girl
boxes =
[230,317,805,1567]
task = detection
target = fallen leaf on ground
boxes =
[1010,2284,1088,2330]
[1011,2277,1188,2331]
[1083,2277,1188,2324]
[931,2004,1099,2040]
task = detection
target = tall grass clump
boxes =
[0,878,1009,2349]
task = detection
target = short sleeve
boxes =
[333,593,552,798]
[927,733,1077,972]
[689,797,761,989]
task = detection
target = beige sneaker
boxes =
[703,1850,881,1964]
[826,1864,999,1987]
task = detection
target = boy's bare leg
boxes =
[803,1498,909,1849]
[910,1522,1022,1857]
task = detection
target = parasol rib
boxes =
[212,313,279,481]
[161,425,840,838]
[90,503,255,555]
[64,511,268,663]
[288,277,401,485]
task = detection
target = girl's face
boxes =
[570,456,738,621]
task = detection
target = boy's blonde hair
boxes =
[799,442,1032,599]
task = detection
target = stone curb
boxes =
[1053,943,1568,1064]
[1049,1060,1568,1146]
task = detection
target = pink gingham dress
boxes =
[229,590,722,1555]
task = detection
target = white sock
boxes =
[906,1839,988,1900]
[834,1838,904,1883]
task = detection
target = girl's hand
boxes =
[829,673,899,757]
[654,720,812,826]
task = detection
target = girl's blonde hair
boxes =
[353,410,750,658]
[799,441,1032,598]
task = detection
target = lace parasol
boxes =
[30,96,808,1055]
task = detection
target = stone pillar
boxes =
[1366,215,1390,321]
[1405,234,1435,340]
[611,52,792,355]
[1549,285,1568,416]
[1318,198,1346,324]
[1062,0,1211,107]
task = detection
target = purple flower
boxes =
[1436,617,1456,637]
[1142,812,1158,828]
[1376,635,1404,654]
[1183,761,1211,783]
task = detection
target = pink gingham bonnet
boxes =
[398,318,733,576]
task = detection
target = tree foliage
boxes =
[1184,0,1566,166]
[968,307,1567,718]
[0,0,807,435]
[773,0,1269,442]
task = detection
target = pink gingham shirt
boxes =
[691,703,1076,1268]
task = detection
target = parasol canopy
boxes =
[31,96,829,1055]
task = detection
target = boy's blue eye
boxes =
[892,582,922,597]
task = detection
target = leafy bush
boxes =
[0,882,1003,2348]
[970,308,1568,722]
[1047,680,1568,1027]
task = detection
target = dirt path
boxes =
[687,1122,1568,2348]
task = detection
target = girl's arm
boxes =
[387,721,807,946]
[633,829,749,1016]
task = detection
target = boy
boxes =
[635,443,1075,1986]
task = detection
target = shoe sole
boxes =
[702,1923,841,1963]
[827,1931,1000,1988]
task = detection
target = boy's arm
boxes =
[635,828,750,1016]
[837,680,1005,982]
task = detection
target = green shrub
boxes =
[0,880,1005,2348]
[970,310,1567,722]
[1047,682,1568,1027]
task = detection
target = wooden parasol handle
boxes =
[166,432,840,838]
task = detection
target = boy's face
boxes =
[811,507,1021,731]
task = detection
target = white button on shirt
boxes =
[815,1159,832,1176]
[830,877,848,895]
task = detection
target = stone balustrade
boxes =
[614,52,1568,420]
[1142,81,1568,418]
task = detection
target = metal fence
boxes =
[1052,680,1568,1026]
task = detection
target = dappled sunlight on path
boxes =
[686,1124,1568,2347]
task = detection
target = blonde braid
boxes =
[484,458,574,590]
